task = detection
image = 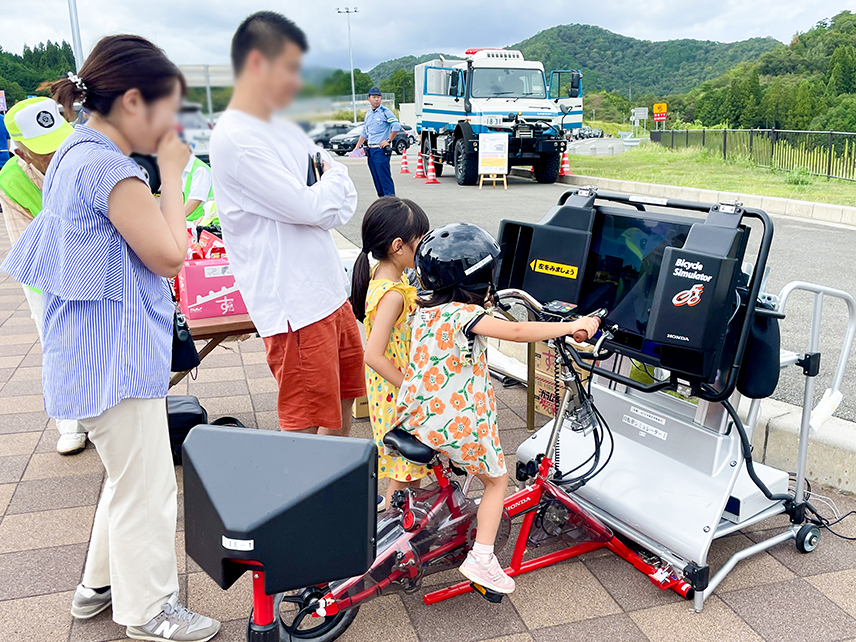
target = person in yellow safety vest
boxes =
[181,155,218,225]
[0,97,88,455]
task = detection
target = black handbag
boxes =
[171,309,200,372]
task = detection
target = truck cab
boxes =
[415,49,582,185]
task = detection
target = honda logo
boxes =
[672,284,704,307]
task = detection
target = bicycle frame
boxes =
[424,365,694,604]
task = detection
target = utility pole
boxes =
[203,64,213,116]
[629,83,631,103]
[66,0,84,71]
[337,7,359,123]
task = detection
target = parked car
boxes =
[177,102,213,163]
[330,125,411,156]
[400,123,417,145]
[309,122,354,148]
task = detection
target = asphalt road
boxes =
[337,154,856,421]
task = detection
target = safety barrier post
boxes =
[702,129,706,146]
[723,129,728,161]
[827,131,834,180]
[771,129,777,168]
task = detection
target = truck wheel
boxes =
[533,151,562,184]
[132,154,160,194]
[454,138,478,186]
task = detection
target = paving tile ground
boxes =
[0,224,855,642]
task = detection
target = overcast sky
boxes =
[1,1,848,72]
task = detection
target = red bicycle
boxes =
[245,290,692,642]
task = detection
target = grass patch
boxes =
[565,145,856,207]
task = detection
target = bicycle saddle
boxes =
[383,428,437,465]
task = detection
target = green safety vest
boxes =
[0,159,43,294]
[183,157,215,222]
[0,158,42,218]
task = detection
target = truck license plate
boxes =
[483,115,502,126]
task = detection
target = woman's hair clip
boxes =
[67,71,88,94]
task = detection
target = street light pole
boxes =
[337,7,359,123]
[66,0,84,71]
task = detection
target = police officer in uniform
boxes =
[355,87,400,197]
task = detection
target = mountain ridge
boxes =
[367,24,780,97]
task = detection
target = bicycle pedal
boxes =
[470,582,504,603]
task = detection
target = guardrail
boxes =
[650,129,856,182]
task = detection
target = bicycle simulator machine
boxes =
[181,187,855,642]
[502,186,855,611]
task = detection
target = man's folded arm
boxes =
[235,145,357,229]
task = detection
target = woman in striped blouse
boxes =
[2,36,220,641]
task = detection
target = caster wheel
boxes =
[796,524,820,553]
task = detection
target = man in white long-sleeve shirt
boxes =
[211,11,365,435]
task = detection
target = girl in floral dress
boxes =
[394,223,600,595]
[350,197,431,510]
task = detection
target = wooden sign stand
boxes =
[479,173,507,190]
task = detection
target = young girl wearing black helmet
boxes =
[393,223,600,595]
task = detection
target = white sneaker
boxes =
[126,594,220,641]
[71,584,112,619]
[57,433,86,455]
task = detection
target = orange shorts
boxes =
[263,302,366,431]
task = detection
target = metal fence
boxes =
[650,129,856,182]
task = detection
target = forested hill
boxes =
[368,25,779,96]
[510,25,779,95]
[673,11,856,131]
[0,41,76,105]
[368,53,454,84]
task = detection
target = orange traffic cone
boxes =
[559,150,572,176]
[399,150,410,174]
[414,152,426,179]
[424,154,440,184]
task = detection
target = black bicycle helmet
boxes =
[415,223,501,293]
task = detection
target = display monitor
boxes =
[575,208,694,363]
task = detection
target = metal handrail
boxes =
[777,281,856,394]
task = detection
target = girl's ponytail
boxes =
[349,196,430,324]
[350,249,372,323]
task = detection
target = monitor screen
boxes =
[576,209,693,358]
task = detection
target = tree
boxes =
[825,45,854,95]
[809,94,856,131]
[0,75,25,105]
[379,68,414,107]
[760,77,797,128]
[723,79,748,126]
[321,69,373,97]
[788,80,817,129]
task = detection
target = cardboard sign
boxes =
[478,133,508,175]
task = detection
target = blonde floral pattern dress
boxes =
[364,277,429,483]
[394,302,505,478]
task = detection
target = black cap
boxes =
[415,223,501,293]
[368,87,382,96]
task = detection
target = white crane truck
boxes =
[415,48,582,185]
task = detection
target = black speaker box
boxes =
[183,425,377,594]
